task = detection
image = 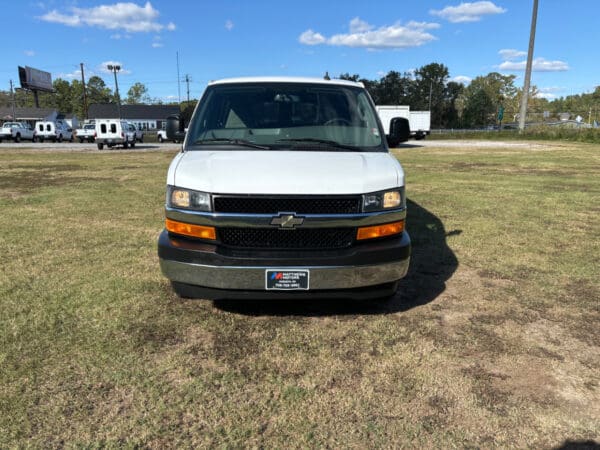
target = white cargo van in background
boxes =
[95,119,135,149]
[35,121,73,143]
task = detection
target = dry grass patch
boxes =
[0,142,598,448]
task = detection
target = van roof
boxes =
[208,76,364,88]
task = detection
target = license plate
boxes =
[265,270,309,290]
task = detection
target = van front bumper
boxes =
[158,229,410,293]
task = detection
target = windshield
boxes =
[186,82,384,151]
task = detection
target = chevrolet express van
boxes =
[158,77,411,300]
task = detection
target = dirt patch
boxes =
[0,164,111,196]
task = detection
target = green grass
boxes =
[0,142,598,447]
[430,127,600,143]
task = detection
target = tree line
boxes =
[1,62,599,127]
[0,77,166,119]
[341,63,600,128]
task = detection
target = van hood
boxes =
[170,150,404,195]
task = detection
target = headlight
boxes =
[363,188,404,212]
[167,185,211,211]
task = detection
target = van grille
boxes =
[219,227,356,249]
[213,196,361,215]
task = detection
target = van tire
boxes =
[130,141,135,148]
[58,135,63,143]
[123,141,128,149]
[79,138,84,143]
[14,134,21,143]
[158,135,163,143]
[97,143,104,150]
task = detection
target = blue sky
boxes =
[3,1,598,102]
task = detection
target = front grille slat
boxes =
[214,196,361,214]
[219,227,355,249]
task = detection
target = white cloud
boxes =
[38,1,176,33]
[499,57,570,72]
[451,75,472,84]
[151,42,163,48]
[98,61,132,75]
[299,18,439,49]
[430,1,506,23]
[299,29,326,45]
[534,87,564,100]
[225,19,234,31]
[24,50,36,57]
[349,17,373,33]
[499,48,527,61]
[57,69,82,80]
[535,92,557,100]
[110,33,131,39]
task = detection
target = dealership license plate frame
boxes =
[265,269,310,290]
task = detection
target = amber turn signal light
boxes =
[165,218,216,240]
[356,220,404,240]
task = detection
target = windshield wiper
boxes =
[276,138,359,151]
[193,138,271,150]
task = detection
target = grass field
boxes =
[0,141,598,448]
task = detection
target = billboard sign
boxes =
[18,66,53,92]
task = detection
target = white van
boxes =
[95,119,135,150]
[158,76,411,301]
[35,121,73,143]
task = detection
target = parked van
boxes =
[35,121,73,142]
[158,76,411,301]
[94,119,135,149]
[126,122,144,143]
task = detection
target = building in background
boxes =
[88,104,180,131]
[0,107,57,123]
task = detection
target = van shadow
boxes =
[213,199,460,316]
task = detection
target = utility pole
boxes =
[80,63,88,120]
[428,80,433,111]
[518,0,539,132]
[176,51,181,104]
[184,74,191,104]
[10,80,16,120]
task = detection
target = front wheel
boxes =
[97,143,104,150]
[158,135,163,143]
[123,141,128,149]
[130,141,135,148]
[79,138,84,143]
[57,135,63,143]
[14,134,21,143]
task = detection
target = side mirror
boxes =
[166,114,186,142]
[386,117,410,148]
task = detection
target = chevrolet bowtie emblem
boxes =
[270,213,304,228]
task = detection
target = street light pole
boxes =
[107,64,122,119]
